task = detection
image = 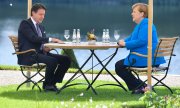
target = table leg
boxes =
[57,49,97,95]
[86,48,127,92]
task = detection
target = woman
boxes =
[115,3,165,94]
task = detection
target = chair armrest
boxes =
[131,52,147,58]
[13,49,36,55]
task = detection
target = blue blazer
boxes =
[124,18,165,66]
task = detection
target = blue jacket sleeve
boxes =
[125,23,148,50]
[124,35,131,42]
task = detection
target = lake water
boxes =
[0,0,180,74]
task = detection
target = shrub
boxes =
[0,65,19,70]
[139,90,180,108]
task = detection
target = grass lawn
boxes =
[0,80,179,108]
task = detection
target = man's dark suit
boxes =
[18,18,71,86]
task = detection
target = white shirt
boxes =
[30,17,52,42]
[31,17,38,30]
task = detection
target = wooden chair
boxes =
[127,37,179,93]
[9,35,46,92]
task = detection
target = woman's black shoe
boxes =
[131,88,144,94]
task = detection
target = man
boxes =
[18,3,71,92]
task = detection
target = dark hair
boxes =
[31,3,46,16]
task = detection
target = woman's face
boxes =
[131,6,144,24]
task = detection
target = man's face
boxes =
[32,9,45,24]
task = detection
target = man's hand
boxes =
[51,38,64,44]
[43,46,51,53]
[118,40,125,47]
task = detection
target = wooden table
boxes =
[45,42,119,49]
[44,42,127,95]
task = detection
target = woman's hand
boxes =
[118,40,125,47]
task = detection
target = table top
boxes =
[44,42,119,49]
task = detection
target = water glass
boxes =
[64,30,70,41]
[114,30,120,41]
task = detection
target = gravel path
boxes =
[0,70,180,87]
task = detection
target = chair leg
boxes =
[17,66,44,92]
[152,87,156,93]
[16,78,35,91]
[31,81,42,92]
[31,66,45,91]
[132,70,140,80]
[31,67,45,90]
[152,75,173,94]
[17,80,29,91]
[130,70,148,91]
[32,77,44,90]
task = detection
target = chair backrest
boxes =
[154,37,179,66]
[8,35,19,52]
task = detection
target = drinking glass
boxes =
[64,30,70,41]
[114,30,120,41]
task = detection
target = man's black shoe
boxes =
[43,85,59,92]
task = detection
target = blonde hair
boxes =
[132,3,148,18]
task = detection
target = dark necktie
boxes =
[36,23,42,37]
[36,23,44,52]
